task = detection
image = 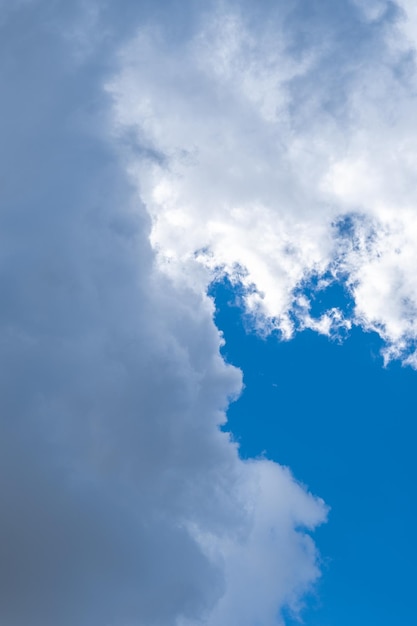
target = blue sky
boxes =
[2,1,417,625]
[213,278,417,625]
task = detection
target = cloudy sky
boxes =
[1,0,417,624]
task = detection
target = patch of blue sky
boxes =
[299,277,354,320]
[211,277,417,626]
[290,271,355,342]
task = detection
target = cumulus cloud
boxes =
[0,1,327,625]
[108,0,417,363]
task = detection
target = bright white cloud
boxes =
[108,0,417,364]
[0,2,327,625]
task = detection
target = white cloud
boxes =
[0,2,327,625]
[108,1,417,364]
[202,460,325,626]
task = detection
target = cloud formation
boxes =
[109,0,417,363]
[0,1,327,625]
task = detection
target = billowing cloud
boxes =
[109,0,417,364]
[0,1,327,625]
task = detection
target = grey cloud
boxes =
[0,2,326,625]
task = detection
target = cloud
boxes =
[108,0,417,364]
[202,460,325,626]
[0,1,327,625]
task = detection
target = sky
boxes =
[1,1,417,625]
